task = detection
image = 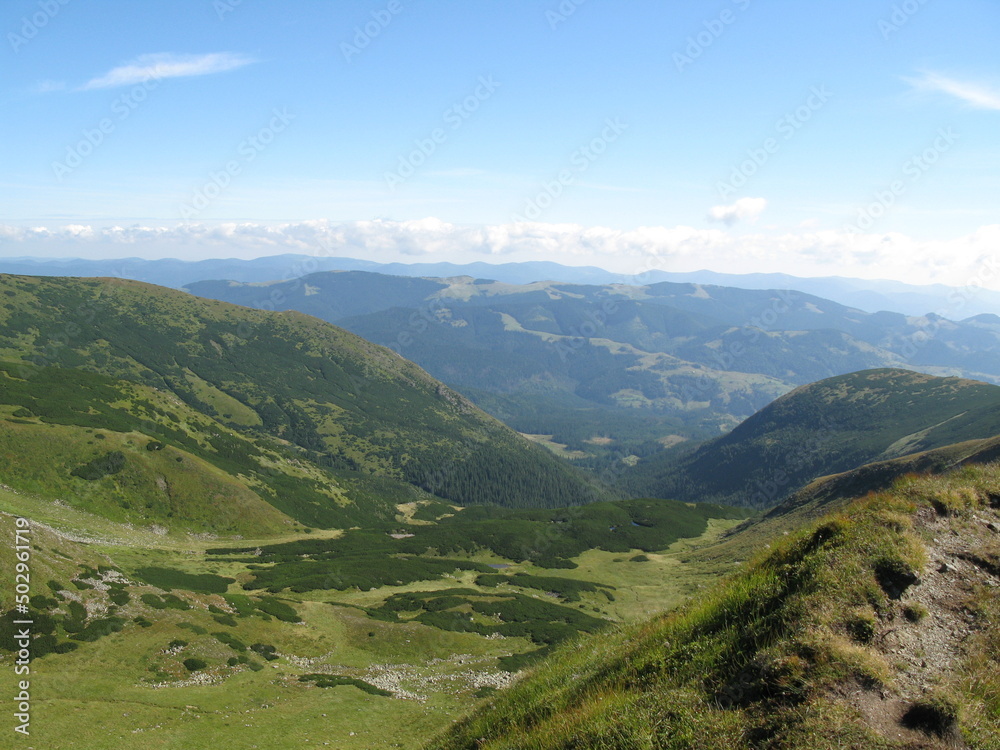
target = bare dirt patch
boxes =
[837,502,1000,747]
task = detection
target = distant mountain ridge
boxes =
[185,271,1000,473]
[2,254,998,317]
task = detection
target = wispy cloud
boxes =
[80,52,256,90]
[707,197,767,226]
[35,80,66,93]
[905,71,1000,111]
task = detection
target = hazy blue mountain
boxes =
[3,254,999,317]
[185,272,1000,478]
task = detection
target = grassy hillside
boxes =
[632,368,1000,509]
[687,432,1000,580]
[428,462,1000,749]
[0,505,529,749]
[0,274,611,534]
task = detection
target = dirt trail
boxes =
[843,502,1000,748]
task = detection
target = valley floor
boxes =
[0,486,741,749]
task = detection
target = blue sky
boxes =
[1,0,998,286]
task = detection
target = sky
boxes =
[1,0,999,287]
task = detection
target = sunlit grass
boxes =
[427,464,1000,749]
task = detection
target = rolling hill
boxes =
[630,368,1000,509]
[0,274,611,534]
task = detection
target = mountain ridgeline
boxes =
[187,271,1000,470]
[0,274,610,534]
[630,368,1000,509]
[7,253,1000,317]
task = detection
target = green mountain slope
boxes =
[188,271,1000,479]
[428,461,1000,749]
[0,274,611,534]
[631,368,1000,509]
[0,384,293,536]
[688,432,1000,575]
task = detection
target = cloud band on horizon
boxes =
[2,219,999,291]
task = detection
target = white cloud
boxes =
[707,197,767,225]
[2,219,999,290]
[905,71,1000,111]
[80,52,256,90]
[35,80,66,93]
